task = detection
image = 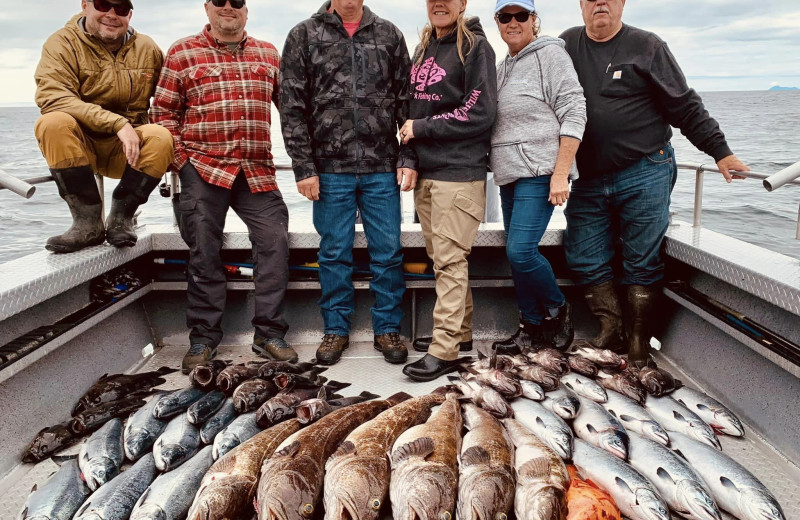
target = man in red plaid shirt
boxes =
[152,0,297,373]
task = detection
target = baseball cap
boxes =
[494,0,535,13]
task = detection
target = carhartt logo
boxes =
[613,70,622,80]
[144,72,154,79]
[411,57,446,91]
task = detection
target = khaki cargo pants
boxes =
[415,179,486,361]
[34,111,173,179]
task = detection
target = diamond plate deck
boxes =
[2,341,798,520]
[665,220,800,317]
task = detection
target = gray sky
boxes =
[2,0,799,104]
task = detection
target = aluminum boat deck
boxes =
[2,339,799,520]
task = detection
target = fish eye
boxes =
[440,512,452,520]
[371,498,381,510]
[302,504,314,516]
[496,514,508,520]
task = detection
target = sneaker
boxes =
[252,337,299,363]
[412,336,473,352]
[544,302,575,351]
[181,343,217,374]
[373,332,408,364]
[315,334,349,365]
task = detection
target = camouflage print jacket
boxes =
[280,2,413,181]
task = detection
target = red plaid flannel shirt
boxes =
[152,26,280,192]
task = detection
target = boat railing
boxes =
[3,159,800,239]
[679,160,800,239]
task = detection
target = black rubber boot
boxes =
[626,284,661,368]
[106,165,161,247]
[492,319,549,355]
[584,281,626,352]
[45,166,105,254]
[543,302,575,351]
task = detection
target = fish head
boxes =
[633,488,670,520]
[157,444,188,471]
[641,421,670,446]
[514,484,567,520]
[296,400,331,424]
[213,434,240,460]
[687,422,722,450]
[130,504,167,520]
[600,432,628,460]
[325,456,389,520]
[124,431,151,460]
[674,480,721,520]
[477,389,513,419]
[737,486,786,520]
[84,458,118,491]
[550,431,572,460]
[712,411,745,437]
[23,426,71,463]
[259,458,320,520]
[393,464,458,520]
[457,467,515,520]
[187,475,255,520]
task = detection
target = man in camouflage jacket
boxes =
[280,0,415,366]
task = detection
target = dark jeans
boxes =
[500,176,565,325]
[176,162,289,347]
[564,144,678,287]
[312,172,404,335]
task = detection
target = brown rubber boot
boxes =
[584,281,626,352]
[626,284,661,368]
[374,332,408,364]
[315,334,349,365]
[106,165,161,247]
[45,166,105,253]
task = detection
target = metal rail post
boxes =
[797,204,800,241]
[693,166,705,228]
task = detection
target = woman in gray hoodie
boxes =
[489,0,586,353]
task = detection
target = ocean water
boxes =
[1,90,799,264]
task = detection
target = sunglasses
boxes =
[90,0,131,17]
[207,0,246,8]
[495,11,534,24]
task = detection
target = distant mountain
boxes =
[769,85,799,91]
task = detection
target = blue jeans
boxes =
[564,145,678,287]
[313,172,404,335]
[500,176,565,325]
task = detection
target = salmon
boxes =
[566,465,621,520]
[323,393,445,520]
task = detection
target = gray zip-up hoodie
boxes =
[489,36,586,186]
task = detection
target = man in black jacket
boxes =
[280,0,415,366]
[560,0,749,366]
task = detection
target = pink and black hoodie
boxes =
[402,17,497,182]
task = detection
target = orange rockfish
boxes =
[566,465,621,520]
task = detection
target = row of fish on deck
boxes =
[19,345,785,520]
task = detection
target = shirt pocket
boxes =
[600,64,643,98]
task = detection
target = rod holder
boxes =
[0,169,36,199]
[764,160,800,192]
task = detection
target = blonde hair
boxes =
[415,12,476,66]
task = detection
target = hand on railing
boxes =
[716,154,750,183]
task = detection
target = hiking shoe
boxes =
[315,334,349,365]
[412,336,473,352]
[374,332,408,364]
[252,337,299,363]
[181,343,217,374]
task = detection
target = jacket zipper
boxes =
[351,37,360,174]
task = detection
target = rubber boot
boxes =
[45,166,105,254]
[106,165,161,247]
[626,284,661,368]
[584,281,626,352]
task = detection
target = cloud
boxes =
[1,0,799,103]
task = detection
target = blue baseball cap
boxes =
[494,0,535,13]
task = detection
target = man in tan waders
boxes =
[34,0,173,253]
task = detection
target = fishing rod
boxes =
[667,281,800,368]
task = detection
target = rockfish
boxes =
[503,418,569,520]
[71,367,174,415]
[189,360,229,390]
[258,394,408,520]
[323,393,445,520]
[565,465,620,520]
[457,404,515,520]
[187,420,302,520]
[390,393,462,520]
[233,378,279,414]
[524,348,569,375]
[296,391,380,425]
[448,375,513,418]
